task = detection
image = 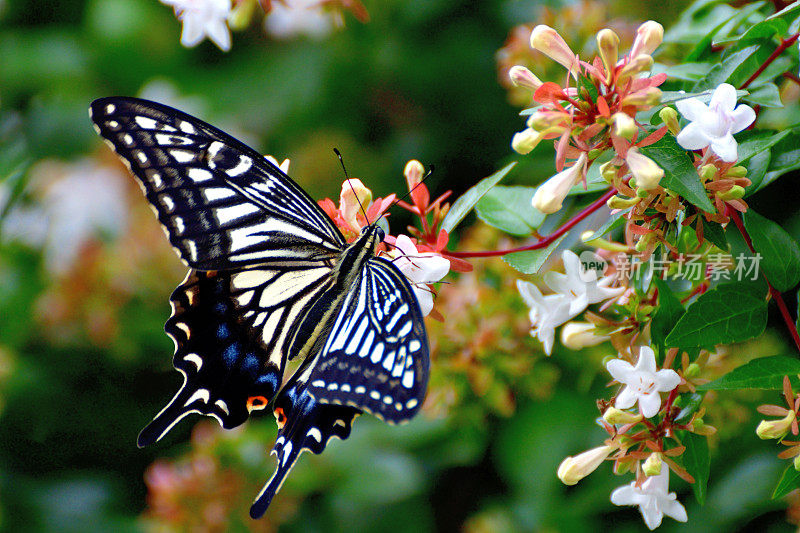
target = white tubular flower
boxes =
[512,128,544,155]
[629,21,664,59]
[530,25,579,74]
[162,0,232,51]
[391,235,450,317]
[626,148,664,190]
[560,322,610,350]
[544,249,624,316]
[675,83,756,162]
[557,444,615,486]
[508,65,543,91]
[517,280,573,355]
[610,467,688,530]
[264,0,333,39]
[531,153,587,214]
[606,346,681,418]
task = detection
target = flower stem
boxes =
[447,188,617,258]
[728,208,800,353]
[740,33,800,90]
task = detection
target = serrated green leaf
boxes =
[737,129,791,164]
[638,134,716,213]
[474,185,543,236]
[441,162,515,234]
[773,464,800,499]
[665,282,767,347]
[744,83,783,108]
[699,355,800,391]
[692,44,759,91]
[743,210,800,292]
[501,235,566,274]
[680,431,710,505]
[651,277,686,353]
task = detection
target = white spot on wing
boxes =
[225,155,252,177]
[187,168,213,183]
[306,428,322,442]
[105,103,116,114]
[170,150,195,163]
[183,352,202,370]
[184,388,210,406]
[135,116,157,129]
[215,399,230,415]
[202,187,237,202]
[179,120,196,134]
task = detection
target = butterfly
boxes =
[89,97,430,518]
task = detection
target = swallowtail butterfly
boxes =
[89,97,430,518]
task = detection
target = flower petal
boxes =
[675,97,708,122]
[639,497,664,530]
[634,346,657,373]
[606,359,635,382]
[610,484,642,506]
[517,279,545,308]
[676,122,710,150]
[710,83,737,112]
[413,286,434,316]
[638,391,662,418]
[661,498,688,522]
[710,133,738,162]
[654,368,681,392]
[615,386,638,410]
[730,104,756,134]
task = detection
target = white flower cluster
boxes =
[517,250,623,354]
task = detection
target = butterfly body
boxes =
[89,97,430,518]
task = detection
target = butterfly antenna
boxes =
[334,148,370,224]
[389,164,435,210]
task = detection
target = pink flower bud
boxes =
[530,25,579,74]
[626,148,664,190]
[339,178,372,229]
[617,54,654,84]
[557,444,615,485]
[532,153,587,214]
[596,29,619,82]
[511,128,543,155]
[620,86,661,107]
[630,21,664,58]
[508,65,543,91]
[611,112,637,141]
[403,159,425,189]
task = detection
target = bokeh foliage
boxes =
[3,0,800,531]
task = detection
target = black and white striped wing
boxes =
[89,97,345,270]
[305,257,429,423]
[137,264,334,447]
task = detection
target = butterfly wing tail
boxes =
[250,380,360,518]
[137,383,202,448]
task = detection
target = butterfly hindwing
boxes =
[137,265,334,447]
[89,97,345,270]
[249,370,360,519]
[306,256,430,423]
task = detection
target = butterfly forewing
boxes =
[306,256,430,423]
[89,97,345,270]
[137,265,335,447]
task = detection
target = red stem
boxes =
[728,208,800,353]
[740,33,800,90]
[446,188,617,258]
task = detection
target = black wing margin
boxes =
[306,256,430,423]
[89,97,345,270]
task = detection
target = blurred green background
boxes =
[2,0,800,531]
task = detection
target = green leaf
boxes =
[659,89,749,106]
[743,210,800,292]
[699,355,800,391]
[577,73,598,104]
[584,209,628,241]
[744,149,770,196]
[474,185,543,236]
[501,235,566,274]
[441,162,515,234]
[674,393,705,425]
[740,2,800,43]
[744,83,783,108]
[701,218,729,251]
[665,282,767,347]
[773,464,800,499]
[638,134,716,213]
[736,129,791,164]
[680,431,710,505]
[650,277,686,352]
[681,2,760,61]
[655,62,713,82]
[692,44,759,91]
